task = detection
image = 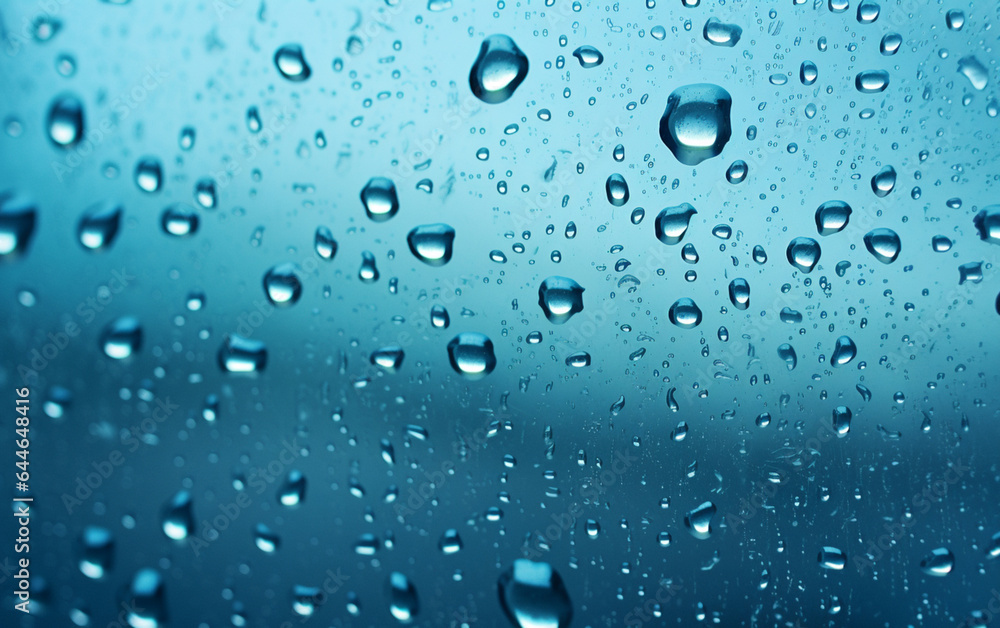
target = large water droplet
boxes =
[78,201,123,251]
[47,94,84,148]
[832,406,852,437]
[974,206,1000,244]
[728,278,750,310]
[605,173,629,206]
[79,526,114,579]
[279,470,306,506]
[538,276,585,324]
[831,335,857,367]
[430,305,450,329]
[684,501,717,539]
[124,569,168,628]
[274,44,311,81]
[818,546,846,570]
[778,343,797,370]
[880,33,902,55]
[863,228,901,264]
[218,334,268,373]
[855,70,890,93]
[447,332,497,379]
[439,529,463,554]
[387,572,420,622]
[659,84,732,165]
[371,346,405,372]
[161,490,194,540]
[407,223,456,266]
[786,237,821,272]
[469,34,529,104]
[135,158,163,193]
[655,203,697,244]
[0,193,37,259]
[314,225,337,260]
[254,523,280,553]
[668,298,703,329]
[498,559,573,628]
[815,201,852,235]
[361,177,399,221]
[101,316,142,359]
[702,17,742,47]
[920,547,955,576]
[572,45,603,68]
[871,165,896,197]
[263,263,303,305]
[160,203,199,237]
[958,56,989,91]
[359,251,380,283]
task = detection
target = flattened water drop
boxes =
[274,44,311,81]
[572,45,603,68]
[855,70,890,93]
[538,276,585,324]
[786,237,821,273]
[469,34,529,104]
[920,547,954,576]
[101,316,142,359]
[447,332,496,379]
[702,18,742,47]
[815,201,852,235]
[498,559,573,628]
[655,203,697,244]
[407,223,456,266]
[605,173,629,206]
[864,228,901,264]
[659,84,732,165]
[218,335,268,373]
[958,56,989,91]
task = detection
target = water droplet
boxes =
[800,60,818,85]
[786,237,821,272]
[974,206,1000,244]
[383,572,419,622]
[124,569,168,628]
[572,45,603,68]
[958,55,989,91]
[100,316,142,359]
[469,34,529,104]
[78,201,122,251]
[728,278,750,310]
[447,332,496,379]
[47,94,84,148]
[920,547,955,576]
[855,70,890,93]
[605,173,629,206]
[832,405,852,437]
[702,18,742,47]
[359,251,380,282]
[278,470,306,506]
[946,9,965,31]
[856,0,880,23]
[161,491,194,540]
[371,346,405,372]
[655,203,697,244]
[565,351,591,367]
[818,546,846,570]
[79,526,114,579]
[778,344,798,370]
[263,263,303,305]
[880,33,902,56]
[274,44,311,81]
[430,305,450,329]
[179,126,196,150]
[439,529,463,554]
[0,193,38,259]
[538,276,585,324]
[668,298,702,329]
[871,166,896,197]
[314,226,337,260]
[659,84,732,165]
[815,201,852,236]
[135,158,163,193]
[407,223,456,266]
[831,335,857,367]
[361,177,400,221]
[863,228,901,264]
[160,203,199,237]
[498,559,573,628]
[253,523,280,553]
[218,334,268,373]
[684,501,717,539]
[194,178,217,209]
[726,160,748,183]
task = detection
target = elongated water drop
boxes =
[218,335,268,373]
[161,491,194,541]
[498,559,573,628]
[361,177,399,221]
[0,193,37,259]
[47,94,84,147]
